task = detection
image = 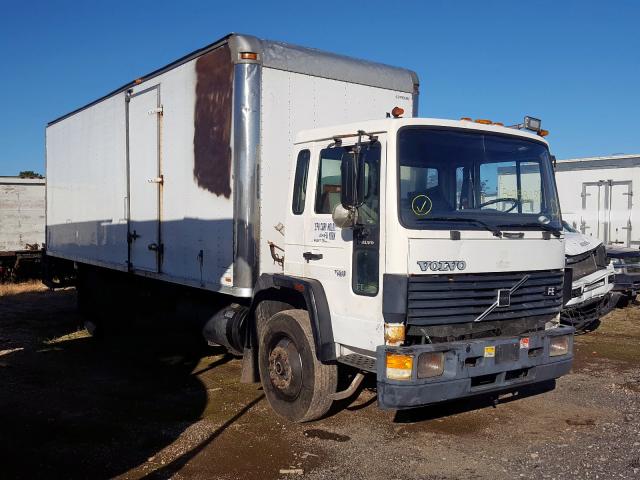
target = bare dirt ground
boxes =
[0,283,638,479]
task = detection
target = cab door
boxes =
[299,137,385,352]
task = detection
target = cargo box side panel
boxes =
[0,181,45,252]
[555,164,639,246]
[46,93,128,269]
[139,45,235,290]
[258,68,414,275]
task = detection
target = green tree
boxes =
[18,171,43,179]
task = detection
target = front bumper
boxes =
[376,326,574,410]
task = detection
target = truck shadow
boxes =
[0,286,242,479]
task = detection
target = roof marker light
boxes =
[474,119,493,125]
[460,117,472,121]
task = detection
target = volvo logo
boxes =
[417,260,467,272]
[474,274,531,323]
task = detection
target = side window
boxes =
[353,143,381,296]
[315,148,344,214]
[291,150,310,215]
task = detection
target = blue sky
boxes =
[0,0,638,176]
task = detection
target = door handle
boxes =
[303,251,323,262]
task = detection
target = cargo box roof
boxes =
[48,33,419,126]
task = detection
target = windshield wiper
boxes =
[498,222,562,237]
[415,216,503,237]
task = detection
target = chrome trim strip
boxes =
[474,274,531,323]
[232,62,261,291]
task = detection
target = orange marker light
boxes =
[240,52,258,60]
[538,129,550,137]
[386,353,413,380]
[493,122,504,126]
[460,117,472,121]
[474,119,493,125]
[134,78,143,85]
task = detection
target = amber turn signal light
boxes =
[386,353,413,380]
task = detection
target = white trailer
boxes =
[0,177,45,280]
[554,154,640,247]
[0,177,45,252]
[46,34,574,422]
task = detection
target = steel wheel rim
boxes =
[267,334,303,400]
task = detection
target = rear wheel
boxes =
[258,309,337,422]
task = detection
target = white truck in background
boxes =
[554,155,640,248]
[44,33,574,422]
[0,176,45,281]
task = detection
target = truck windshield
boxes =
[397,127,561,231]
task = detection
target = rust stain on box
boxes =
[194,45,233,198]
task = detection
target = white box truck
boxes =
[0,176,45,281]
[554,155,640,247]
[45,33,574,422]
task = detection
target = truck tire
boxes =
[258,309,337,422]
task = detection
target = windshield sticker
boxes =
[312,220,337,244]
[411,195,433,216]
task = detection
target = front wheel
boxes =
[258,309,337,422]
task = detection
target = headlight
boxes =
[386,353,413,380]
[550,335,570,357]
[417,352,445,378]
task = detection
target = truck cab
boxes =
[260,117,573,420]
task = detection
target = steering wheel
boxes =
[477,197,519,213]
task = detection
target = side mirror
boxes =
[340,151,364,209]
[332,204,358,229]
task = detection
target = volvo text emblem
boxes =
[417,260,467,272]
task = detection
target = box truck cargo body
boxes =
[46,34,417,296]
[0,177,45,281]
[0,177,45,253]
[46,34,573,422]
[554,155,640,247]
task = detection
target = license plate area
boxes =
[496,342,519,364]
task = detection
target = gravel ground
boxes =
[0,283,638,479]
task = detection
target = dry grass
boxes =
[43,330,90,345]
[0,280,48,297]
